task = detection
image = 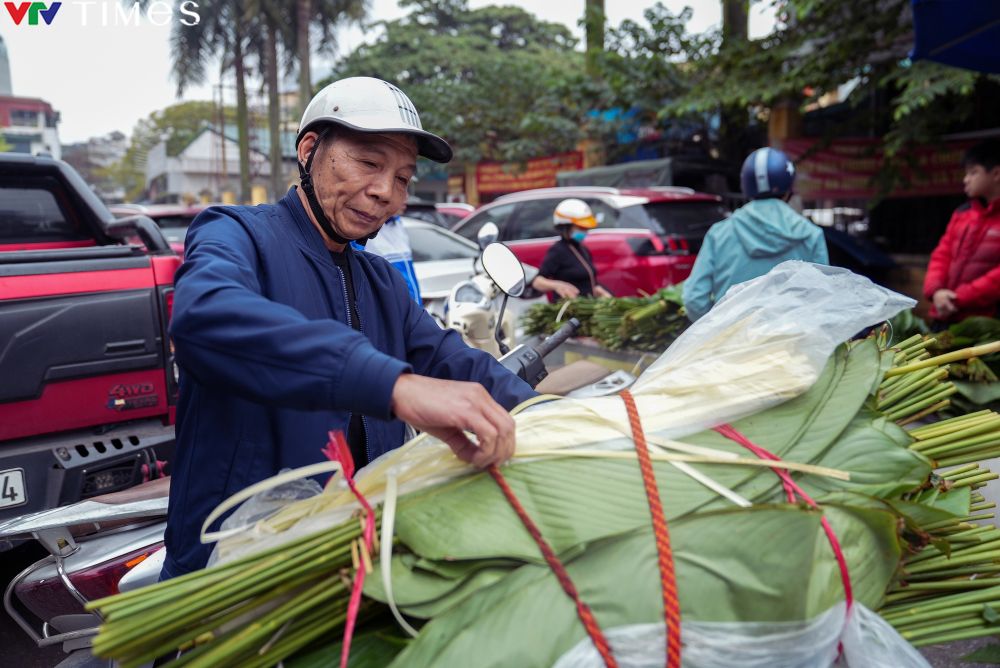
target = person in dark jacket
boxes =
[531,198,613,300]
[162,77,536,579]
[682,148,828,321]
[924,139,1000,325]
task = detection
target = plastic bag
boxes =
[207,471,322,567]
[552,603,930,668]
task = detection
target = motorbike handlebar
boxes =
[534,318,580,360]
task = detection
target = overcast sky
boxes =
[1,0,775,144]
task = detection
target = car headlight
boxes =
[454,283,486,304]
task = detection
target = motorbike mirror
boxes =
[476,222,500,249]
[481,242,525,298]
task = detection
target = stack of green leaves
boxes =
[521,286,687,351]
[87,335,1000,666]
[890,313,1000,411]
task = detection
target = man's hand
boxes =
[595,285,613,299]
[390,374,516,468]
[933,289,958,317]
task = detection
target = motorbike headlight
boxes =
[454,283,486,304]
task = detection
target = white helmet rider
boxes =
[295,77,453,243]
[553,198,598,229]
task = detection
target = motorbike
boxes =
[1,240,633,667]
[1,479,168,667]
[444,222,530,357]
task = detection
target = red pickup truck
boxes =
[0,155,179,529]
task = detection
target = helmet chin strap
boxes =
[297,128,379,246]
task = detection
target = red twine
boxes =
[488,464,619,668]
[712,423,854,609]
[620,390,682,668]
[322,430,376,668]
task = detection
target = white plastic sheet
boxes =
[552,603,930,668]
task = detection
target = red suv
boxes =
[451,186,729,296]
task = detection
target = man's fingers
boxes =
[437,427,476,460]
[392,375,518,469]
[477,401,515,466]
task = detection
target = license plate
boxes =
[0,468,27,509]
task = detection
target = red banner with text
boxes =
[778,137,973,201]
[476,151,583,195]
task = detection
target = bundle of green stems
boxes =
[88,332,1000,664]
[881,491,1000,647]
[521,289,686,352]
[878,335,1000,645]
[87,512,374,668]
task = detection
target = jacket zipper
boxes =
[334,259,371,466]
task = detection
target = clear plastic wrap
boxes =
[552,603,930,668]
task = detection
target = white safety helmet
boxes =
[296,76,452,163]
[553,198,597,229]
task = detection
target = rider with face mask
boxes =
[530,198,614,300]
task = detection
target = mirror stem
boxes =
[495,293,510,356]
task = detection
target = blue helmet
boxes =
[740,147,796,200]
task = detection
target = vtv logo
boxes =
[4,2,61,25]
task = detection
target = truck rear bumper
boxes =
[0,420,174,530]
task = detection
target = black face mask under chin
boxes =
[297,130,379,246]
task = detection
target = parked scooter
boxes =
[1,240,632,667]
[444,222,525,357]
[1,479,169,667]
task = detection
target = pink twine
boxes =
[713,424,854,609]
[322,431,375,668]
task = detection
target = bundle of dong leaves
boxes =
[88,334,1000,667]
[520,286,687,351]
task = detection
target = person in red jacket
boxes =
[924,139,1000,325]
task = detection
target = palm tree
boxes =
[249,0,292,200]
[264,12,285,200]
[294,0,369,115]
[246,0,369,200]
[168,0,255,203]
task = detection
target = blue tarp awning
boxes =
[910,0,1000,73]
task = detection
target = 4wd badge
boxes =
[107,383,159,411]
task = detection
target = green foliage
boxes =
[106,101,235,201]
[588,0,996,189]
[328,0,594,164]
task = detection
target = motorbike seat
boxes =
[88,476,170,505]
[535,360,614,396]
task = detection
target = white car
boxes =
[400,217,541,329]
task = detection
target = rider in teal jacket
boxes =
[682,149,828,321]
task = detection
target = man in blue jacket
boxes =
[682,148,828,321]
[162,77,536,579]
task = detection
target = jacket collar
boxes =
[279,187,356,265]
[972,197,1000,218]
